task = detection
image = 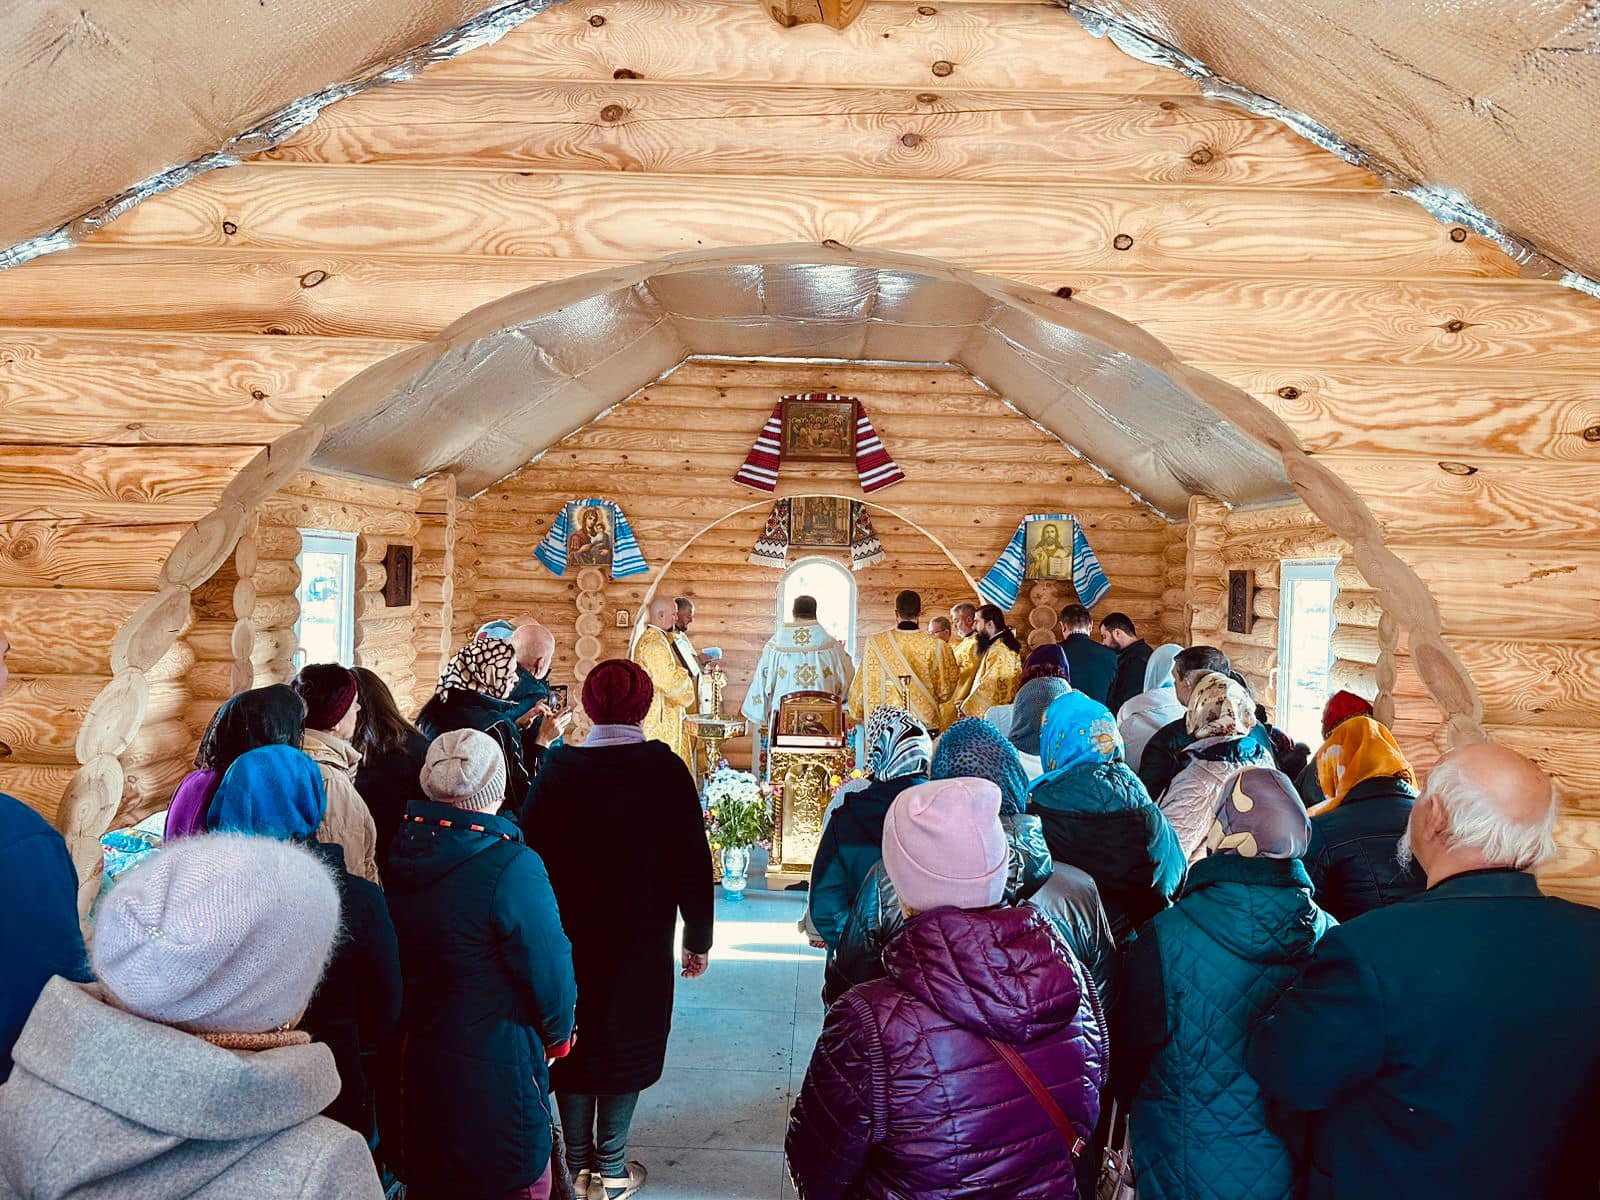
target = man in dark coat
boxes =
[1249,744,1600,1199]
[1136,645,1271,799]
[1100,612,1153,714]
[1058,603,1117,706]
[0,626,90,1083]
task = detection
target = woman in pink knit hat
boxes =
[787,776,1107,1200]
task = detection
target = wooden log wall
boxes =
[1184,497,1383,721]
[255,471,426,699]
[0,1,1595,894]
[459,358,1174,765]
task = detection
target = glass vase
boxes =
[720,844,751,901]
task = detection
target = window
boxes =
[777,556,857,657]
[1277,558,1339,746]
[294,531,357,669]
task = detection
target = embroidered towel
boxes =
[976,514,1110,609]
[533,499,650,579]
[747,498,885,572]
[735,395,905,493]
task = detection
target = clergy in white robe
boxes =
[742,596,855,767]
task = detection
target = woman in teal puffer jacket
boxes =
[1027,691,1186,943]
[1117,767,1335,1200]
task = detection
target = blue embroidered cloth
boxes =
[533,499,649,578]
[976,513,1110,609]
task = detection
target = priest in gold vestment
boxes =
[944,602,980,728]
[848,590,959,734]
[959,603,1024,719]
[631,598,695,765]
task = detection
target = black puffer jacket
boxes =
[1307,776,1426,921]
[415,690,531,814]
[298,841,402,1137]
[824,813,1054,1006]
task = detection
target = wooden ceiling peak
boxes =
[765,0,868,30]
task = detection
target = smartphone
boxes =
[547,684,569,715]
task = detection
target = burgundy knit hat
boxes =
[582,659,655,725]
[294,664,359,732]
[1321,689,1375,738]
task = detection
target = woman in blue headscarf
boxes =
[807,707,931,957]
[1028,692,1186,943]
[210,745,402,1148]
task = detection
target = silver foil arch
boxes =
[308,243,1295,518]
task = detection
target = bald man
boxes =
[630,599,695,766]
[506,621,571,753]
[1249,744,1600,1198]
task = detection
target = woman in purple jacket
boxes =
[165,684,307,838]
[786,776,1107,1200]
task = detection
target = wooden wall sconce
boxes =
[383,544,414,607]
[767,0,867,29]
[1227,568,1256,635]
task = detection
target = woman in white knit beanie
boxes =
[0,834,383,1199]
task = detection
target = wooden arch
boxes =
[59,249,1485,894]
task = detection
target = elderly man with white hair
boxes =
[1248,743,1600,1199]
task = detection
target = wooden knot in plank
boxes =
[930,59,954,76]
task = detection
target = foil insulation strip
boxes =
[1061,2,1600,299]
[0,0,562,272]
[305,244,1297,516]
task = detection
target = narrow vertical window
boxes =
[294,530,357,668]
[1277,558,1340,746]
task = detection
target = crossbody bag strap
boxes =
[986,1038,1085,1160]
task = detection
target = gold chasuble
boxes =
[631,625,695,765]
[960,641,1023,719]
[945,634,981,728]
[847,625,959,733]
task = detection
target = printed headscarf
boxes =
[1008,676,1073,758]
[1035,690,1124,787]
[1311,715,1415,815]
[436,638,519,702]
[1186,672,1257,740]
[865,705,933,782]
[1206,767,1312,860]
[1019,644,1071,686]
[933,717,1030,815]
[1321,689,1375,738]
[206,745,327,841]
[1144,643,1182,693]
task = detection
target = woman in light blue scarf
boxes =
[1029,691,1185,942]
[1117,642,1186,772]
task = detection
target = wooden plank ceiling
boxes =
[0,0,1597,892]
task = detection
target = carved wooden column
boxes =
[571,567,608,743]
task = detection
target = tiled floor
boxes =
[615,885,824,1200]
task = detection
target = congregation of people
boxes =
[784,593,1600,1199]
[1,582,1598,1199]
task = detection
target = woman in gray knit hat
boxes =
[0,834,383,1199]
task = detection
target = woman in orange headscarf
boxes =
[1304,715,1424,919]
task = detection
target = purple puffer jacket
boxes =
[786,903,1106,1200]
